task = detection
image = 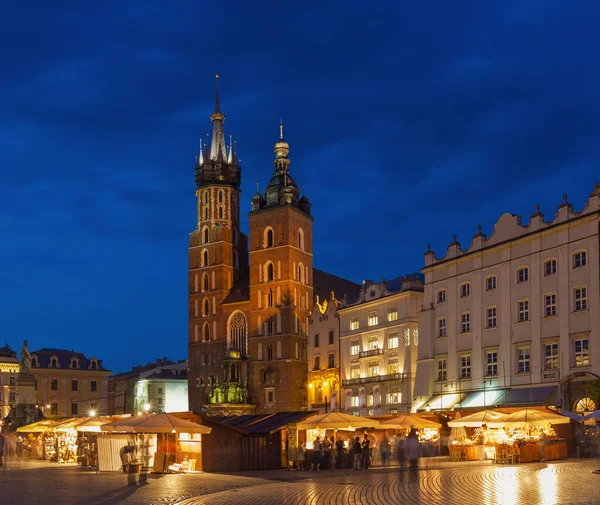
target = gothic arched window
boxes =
[267,229,274,247]
[203,273,209,292]
[203,323,210,342]
[267,263,274,281]
[228,312,247,356]
[298,228,305,249]
[204,299,210,316]
[218,190,224,203]
[203,227,209,244]
[219,206,223,219]
[266,317,274,335]
[268,289,274,308]
[203,250,209,267]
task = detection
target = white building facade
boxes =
[414,185,600,416]
[339,276,423,416]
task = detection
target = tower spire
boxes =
[280,118,283,140]
[209,71,227,160]
[214,70,221,114]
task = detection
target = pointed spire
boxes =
[280,118,284,140]
[214,69,221,114]
[199,138,204,165]
[227,134,233,163]
[209,72,227,160]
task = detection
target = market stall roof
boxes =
[416,393,466,412]
[459,390,506,409]
[16,419,63,433]
[55,416,114,433]
[379,414,441,430]
[219,412,314,435]
[296,412,380,430]
[100,413,212,434]
[448,410,506,428]
[487,408,571,428]
[501,386,557,407]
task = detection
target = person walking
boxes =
[539,431,547,462]
[405,429,420,476]
[361,434,371,470]
[380,435,390,467]
[0,432,5,467]
[298,442,306,471]
[335,438,345,469]
[328,436,336,470]
[309,437,322,472]
[352,436,362,470]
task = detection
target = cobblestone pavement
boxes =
[0,459,599,505]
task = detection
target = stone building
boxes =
[414,185,600,416]
[338,275,424,416]
[188,76,354,415]
[30,348,111,417]
[0,345,20,419]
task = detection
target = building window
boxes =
[203,274,209,291]
[31,357,38,367]
[486,306,497,328]
[204,323,210,342]
[367,393,374,407]
[385,309,398,322]
[267,346,274,361]
[518,300,529,322]
[204,299,210,316]
[574,287,587,311]
[460,355,471,379]
[517,347,530,373]
[437,318,447,338]
[267,391,275,404]
[9,376,16,386]
[158,387,163,394]
[51,358,58,368]
[71,402,78,415]
[314,334,319,348]
[267,263,274,281]
[350,341,360,356]
[328,353,335,369]
[460,312,470,334]
[574,338,590,367]
[368,311,378,327]
[351,396,359,408]
[387,333,399,349]
[486,276,497,291]
[313,356,320,370]
[51,379,58,391]
[517,267,529,284]
[266,229,274,247]
[90,381,97,392]
[203,250,209,267]
[328,330,334,345]
[9,392,16,403]
[573,251,587,269]
[71,380,78,392]
[351,364,360,379]
[544,293,557,317]
[369,336,379,350]
[436,358,447,382]
[368,361,379,377]
[485,351,498,377]
[544,259,557,276]
[51,403,58,415]
[71,359,78,369]
[266,317,274,335]
[544,343,559,370]
[437,289,446,304]
[388,358,399,374]
[203,227,209,244]
[460,283,470,298]
[350,317,359,330]
[387,388,401,405]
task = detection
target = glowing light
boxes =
[89,410,96,417]
[46,404,50,409]
[425,404,431,412]
[143,403,151,411]
[323,382,328,387]
[308,383,313,388]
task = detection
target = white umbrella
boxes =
[448,412,467,443]
[448,410,506,428]
[100,413,212,434]
[379,414,441,430]
[488,408,571,428]
[296,412,379,430]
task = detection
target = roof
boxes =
[384,273,425,292]
[0,344,17,358]
[31,348,109,371]
[215,411,316,435]
[502,386,557,406]
[313,269,361,303]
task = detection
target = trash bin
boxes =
[128,463,142,474]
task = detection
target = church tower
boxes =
[188,74,248,412]
[247,123,313,412]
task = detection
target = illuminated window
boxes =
[460,354,471,379]
[350,340,360,356]
[369,336,379,350]
[486,276,497,291]
[574,397,595,414]
[387,333,399,349]
[367,393,374,407]
[368,311,378,327]
[436,358,447,382]
[486,306,497,328]
[351,396,359,408]
[387,387,401,405]
[517,267,529,284]
[388,358,399,374]
[351,364,360,379]
[485,351,498,376]
[368,361,379,377]
[573,338,589,367]
[544,259,556,276]
[518,299,529,322]
[460,283,470,298]
[517,347,530,373]
[573,251,587,269]
[460,312,470,333]
[350,317,359,330]
[544,343,559,370]
[574,286,587,311]
[544,293,557,317]
[387,309,398,322]
[437,318,447,338]
[437,289,446,304]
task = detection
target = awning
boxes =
[502,386,557,407]
[459,389,506,409]
[417,393,466,412]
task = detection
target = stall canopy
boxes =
[379,414,441,430]
[296,412,379,430]
[417,393,465,412]
[100,413,212,434]
[459,390,505,409]
[487,408,571,428]
[448,410,506,428]
[55,416,113,433]
[16,419,62,433]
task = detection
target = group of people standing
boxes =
[297,429,422,473]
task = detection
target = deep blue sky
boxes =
[2,2,599,372]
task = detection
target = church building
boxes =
[188,76,356,415]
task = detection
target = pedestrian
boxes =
[298,442,306,471]
[16,435,23,460]
[309,437,322,472]
[396,432,406,469]
[405,429,420,476]
[539,431,547,462]
[380,435,390,467]
[352,436,362,470]
[0,432,5,467]
[335,438,345,469]
[329,436,336,470]
[361,434,371,470]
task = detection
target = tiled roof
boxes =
[0,344,17,358]
[216,411,316,435]
[313,269,361,303]
[31,348,109,371]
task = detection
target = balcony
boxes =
[342,373,405,387]
[358,348,384,359]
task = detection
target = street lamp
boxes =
[143,403,151,412]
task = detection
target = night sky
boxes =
[2,2,599,372]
